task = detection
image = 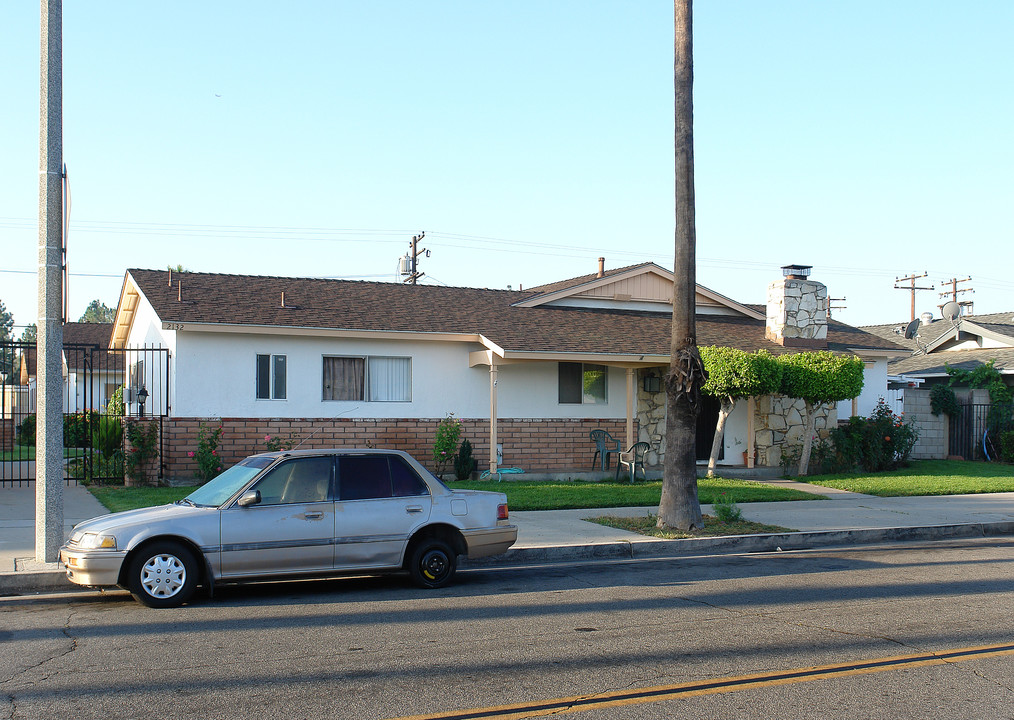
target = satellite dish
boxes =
[903,319,920,340]
[941,301,961,322]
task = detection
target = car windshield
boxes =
[185,456,277,507]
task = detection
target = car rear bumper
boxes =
[59,546,126,587]
[461,525,517,559]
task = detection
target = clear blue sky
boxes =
[2,1,1011,333]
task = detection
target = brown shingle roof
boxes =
[128,269,906,358]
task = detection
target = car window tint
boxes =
[254,457,332,505]
[338,456,394,501]
[391,457,429,497]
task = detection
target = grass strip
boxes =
[590,514,796,539]
[446,477,821,511]
[88,486,194,513]
[802,459,1014,497]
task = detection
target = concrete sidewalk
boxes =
[3,479,1014,595]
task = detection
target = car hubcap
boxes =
[140,554,186,598]
[421,550,448,581]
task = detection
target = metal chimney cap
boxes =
[781,264,812,279]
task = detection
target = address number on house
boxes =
[162,323,185,331]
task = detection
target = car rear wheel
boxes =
[127,541,199,608]
[408,539,457,589]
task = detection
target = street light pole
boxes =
[37,0,64,563]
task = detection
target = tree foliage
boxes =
[699,348,782,475]
[779,351,865,475]
[79,299,115,323]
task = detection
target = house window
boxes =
[559,362,607,404]
[322,356,411,402]
[256,354,286,400]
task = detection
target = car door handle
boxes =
[406,505,424,514]
[303,512,324,520]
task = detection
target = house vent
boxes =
[597,257,605,278]
[920,311,934,326]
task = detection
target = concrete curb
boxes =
[4,521,1013,597]
[460,520,1014,567]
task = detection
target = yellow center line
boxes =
[387,642,1014,720]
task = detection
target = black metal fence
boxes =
[1,340,170,485]
[948,402,1013,461]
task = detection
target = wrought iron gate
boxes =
[1,340,170,485]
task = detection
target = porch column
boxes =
[625,368,635,448]
[746,396,756,469]
[488,361,498,475]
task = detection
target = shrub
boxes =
[264,433,297,452]
[819,399,919,473]
[125,420,159,486]
[15,414,35,446]
[712,492,742,522]
[454,438,475,481]
[929,383,959,416]
[191,423,225,482]
[1001,431,1014,464]
[432,414,461,479]
[92,415,123,458]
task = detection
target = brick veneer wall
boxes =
[0,419,13,452]
[163,417,631,482]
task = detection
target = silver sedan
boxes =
[60,449,517,607]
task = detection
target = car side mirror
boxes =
[238,490,261,507]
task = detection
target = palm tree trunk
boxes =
[658,0,706,531]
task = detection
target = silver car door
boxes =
[334,454,431,569]
[219,455,335,577]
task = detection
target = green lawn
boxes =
[445,477,820,511]
[802,460,1014,497]
[88,486,195,514]
[87,477,817,514]
[0,445,87,461]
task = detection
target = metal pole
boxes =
[37,0,64,563]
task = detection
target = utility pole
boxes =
[828,297,847,318]
[37,0,64,563]
[939,276,974,315]
[402,231,428,285]
[893,272,934,322]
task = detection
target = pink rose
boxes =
[187,451,194,458]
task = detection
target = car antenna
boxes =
[292,407,361,450]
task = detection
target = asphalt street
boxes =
[3,538,1013,719]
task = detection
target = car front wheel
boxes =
[408,539,457,589]
[127,541,199,608]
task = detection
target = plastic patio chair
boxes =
[615,442,650,482]
[589,429,622,471]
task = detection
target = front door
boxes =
[219,455,335,577]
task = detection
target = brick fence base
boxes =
[164,417,632,482]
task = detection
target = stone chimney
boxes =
[765,264,828,348]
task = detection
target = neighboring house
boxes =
[17,322,122,414]
[110,263,906,480]
[862,312,1014,460]
[862,312,1014,387]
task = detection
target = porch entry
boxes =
[0,341,170,485]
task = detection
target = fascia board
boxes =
[111,272,142,350]
[847,348,909,360]
[156,321,482,344]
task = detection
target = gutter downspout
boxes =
[489,361,498,475]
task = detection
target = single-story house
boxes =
[110,262,907,480]
[862,311,1014,387]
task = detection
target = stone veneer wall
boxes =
[766,277,828,345]
[636,365,836,469]
[753,395,836,468]
[163,417,630,482]
[903,388,947,460]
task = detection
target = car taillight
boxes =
[497,503,509,520]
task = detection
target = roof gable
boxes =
[514,262,764,319]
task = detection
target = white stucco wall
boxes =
[171,330,630,420]
[839,358,890,419]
